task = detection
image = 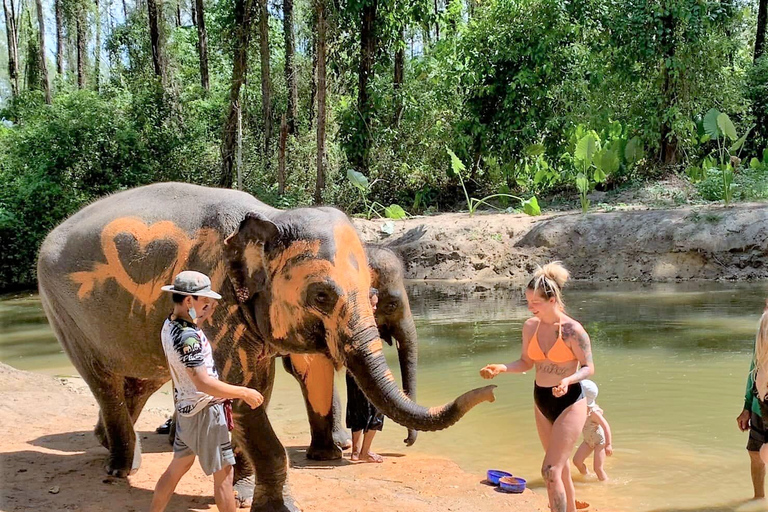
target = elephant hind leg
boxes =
[96,377,167,449]
[41,296,139,477]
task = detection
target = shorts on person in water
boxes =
[173,402,235,475]
[346,371,384,432]
[748,410,766,452]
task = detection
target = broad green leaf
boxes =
[534,168,548,184]
[703,108,721,139]
[599,149,620,175]
[625,136,644,164]
[593,168,607,183]
[525,143,545,157]
[729,125,752,153]
[384,204,407,220]
[751,157,761,169]
[576,173,590,194]
[717,113,737,141]
[575,134,597,166]
[347,169,369,192]
[446,148,465,177]
[522,196,541,216]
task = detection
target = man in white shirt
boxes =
[150,271,264,512]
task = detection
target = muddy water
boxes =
[2,282,768,512]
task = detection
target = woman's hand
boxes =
[480,364,507,379]
[737,409,751,432]
[552,378,571,397]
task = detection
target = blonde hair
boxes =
[527,261,570,309]
[752,310,768,385]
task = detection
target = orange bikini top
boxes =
[527,321,577,363]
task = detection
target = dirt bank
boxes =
[0,363,548,512]
[354,203,768,282]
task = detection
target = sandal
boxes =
[155,418,173,434]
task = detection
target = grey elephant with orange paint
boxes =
[283,245,419,461]
[37,182,496,512]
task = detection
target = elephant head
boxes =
[367,245,418,445]
[224,208,495,432]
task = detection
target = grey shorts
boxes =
[174,403,235,475]
[748,411,766,452]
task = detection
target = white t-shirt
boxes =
[161,316,223,416]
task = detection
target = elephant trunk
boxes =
[394,315,419,445]
[345,324,495,432]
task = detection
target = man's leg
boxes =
[359,430,383,463]
[351,430,362,460]
[150,454,195,512]
[213,464,236,512]
[750,450,766,499]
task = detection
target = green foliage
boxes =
[346,169,408,220]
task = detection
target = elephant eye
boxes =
[305,282,340,314]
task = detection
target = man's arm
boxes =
[187,367,264,409]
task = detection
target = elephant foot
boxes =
[332,429,352,450]
[234,475,255,508]
[306,443,342,461]
[104,437,141,478]
[250,495,301,512]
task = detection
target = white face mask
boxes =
[188,306,198,322]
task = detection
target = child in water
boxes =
[573,379,613,481]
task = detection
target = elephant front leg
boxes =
[284,355,344,460]
[232,404,299,512]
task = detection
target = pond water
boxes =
[2,282,768,512]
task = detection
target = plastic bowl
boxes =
[486,470,513,485]
[576,500,590,512]
[498,476,526,494]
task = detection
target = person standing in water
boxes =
[573,379,613,481]
[744,302,768,473]
[480,262,595,512]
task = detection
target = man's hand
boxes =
[605,444,613,456]
[240,388,264,409]
[553,378,571,397]
[737,409,751,432]
[480,364,507,379]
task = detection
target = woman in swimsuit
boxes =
[480,262,595,512]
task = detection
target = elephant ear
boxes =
[223,212,279,303]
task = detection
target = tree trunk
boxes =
[147,0,166,81]
[191,0,197,26]
[283,0,298,135]
[355,0,377,173]
[176,0,181,26]
[393,27,404,126]
[94,0,101,91]
[259,0,271,153]
[35,0,51,102]
[659,13,678,165]
[219,0,257,188]
[2,0,20,96]
[122,0,128,19]
[434,0,439,41]
[309,29,316,130]
[195,0,209,89]
[314,0,326,205]
[76,13,86,88]
[757,0,767,62]
[55,0,64,75]
[278,113,287,194]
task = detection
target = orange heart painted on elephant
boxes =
[69,217,195,312]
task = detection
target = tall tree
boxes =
[55,0,64,74]
[175,0,181,26]
[146,0,166,81]
[94,0,101,90]
[195,0,208,89]
[34,0,51,102]
[314,0,326,204]
[393,26,404,126]
[283,0,298,135]
[309,29,316,129]
[355,0,377,173]
[757,0,767,62]
[2,0,20,96]
[219,0,257,188]
[191,0,196,25]
[122,0,128,19]
[259,0,271,153]
[76,7,86,88]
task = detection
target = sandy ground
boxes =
[354,202,768,282]
[0,363,549,512]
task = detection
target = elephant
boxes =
[283,244,418,461]
[37,182,496,512]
